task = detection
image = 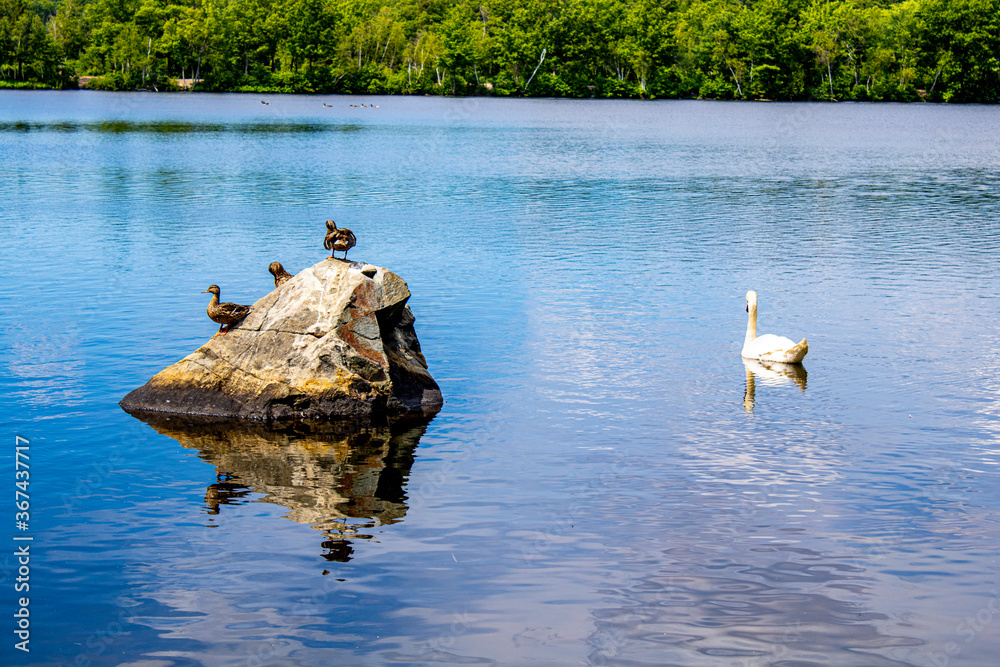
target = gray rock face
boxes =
[120,259,442,421]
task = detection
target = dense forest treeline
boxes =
[2,0,999,101]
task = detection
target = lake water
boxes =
[1,91,999,666]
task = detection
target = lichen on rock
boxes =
[120,259,442,421]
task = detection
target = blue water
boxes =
[1,91,999,666]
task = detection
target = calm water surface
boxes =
[1,92,999,666]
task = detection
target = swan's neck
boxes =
[745,304,757,347]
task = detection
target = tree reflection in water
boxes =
[130,413,430,562]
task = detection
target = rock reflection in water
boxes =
[133,414,429,561]
[743,358,808,412]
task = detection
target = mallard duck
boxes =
[742,290,808,363]
[261,100,270,105]
[268,261,293,287]
[202,285,251,335]
[324,220,356,260]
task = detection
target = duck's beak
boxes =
[202,290,210,293]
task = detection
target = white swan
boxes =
[742,291,808,363]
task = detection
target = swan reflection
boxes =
[131,414,429,561]
[743,358,807,412]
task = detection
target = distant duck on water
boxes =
[268,261,293,287]
[324,220,356,260]
[260,100,270,105]
[202,285,251,335]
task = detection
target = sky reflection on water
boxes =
[1,91,999,666]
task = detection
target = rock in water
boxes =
[120,259,442,421]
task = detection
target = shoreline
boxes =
[0,86,971,105]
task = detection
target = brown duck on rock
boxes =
[268,262,293,287]
[324,220,356,260]
[202,285,251,335]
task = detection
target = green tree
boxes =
[913,0,1000,102]
[0,0,998,99]
[2,0,61,82]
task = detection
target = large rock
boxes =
[120,259,442,421]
